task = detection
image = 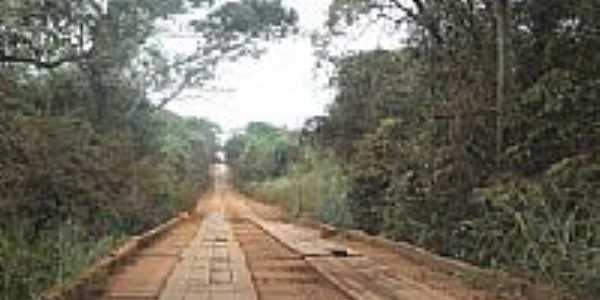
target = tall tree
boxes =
[1,0,298,111]
[495,0,508,166]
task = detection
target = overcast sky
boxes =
[163,1,402,135]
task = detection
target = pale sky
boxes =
[162,1,403,135]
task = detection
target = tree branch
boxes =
[152,71,199,111]
[0,51,94,69]
[387,0,419,20]
[143,38,256,112]
[387,0,443,44]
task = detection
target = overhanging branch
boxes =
[0,50,94,69]
[385,0,444,44]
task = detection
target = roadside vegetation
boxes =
[0,0,296,299]
[226,1,600,299]
[0,96,218,299]
[225,123,353,227]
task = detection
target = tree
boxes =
[0,0,186,68]
[495,0,509,166]
[318,1,600,297]
[151,0,299,108]
[1,0,299,111]
[225,122,299,184]
[0,2,298,298]
[309,49,422,160]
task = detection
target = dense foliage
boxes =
[227,1,600,298]
[0,71,219,299]
[224,122,353,226]
[225,122,298,184]
[0,0,297,299]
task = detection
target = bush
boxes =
[0,101,216,299]
[467,154,600,298]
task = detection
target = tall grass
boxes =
[0,172,196,300]
[0,224,125,300]
[245,156,353,228]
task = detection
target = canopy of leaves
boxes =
[192,0,298,40]
[0,0,186,68]
[0,0,298,298]
[302,0,600,297]
[1,0,299,110]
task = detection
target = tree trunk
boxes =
[495,0,508,168]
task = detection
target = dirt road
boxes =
[93,165,517,300]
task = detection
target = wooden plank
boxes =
[306,257,458,300]
[159,213,258,300]
[103,256,179,299]
[250,217,359,257]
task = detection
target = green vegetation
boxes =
[226,1,600,299]
[0,78,218,299]
[225,126,352,226]
[0,1,296,299]
[2,0,598,298]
